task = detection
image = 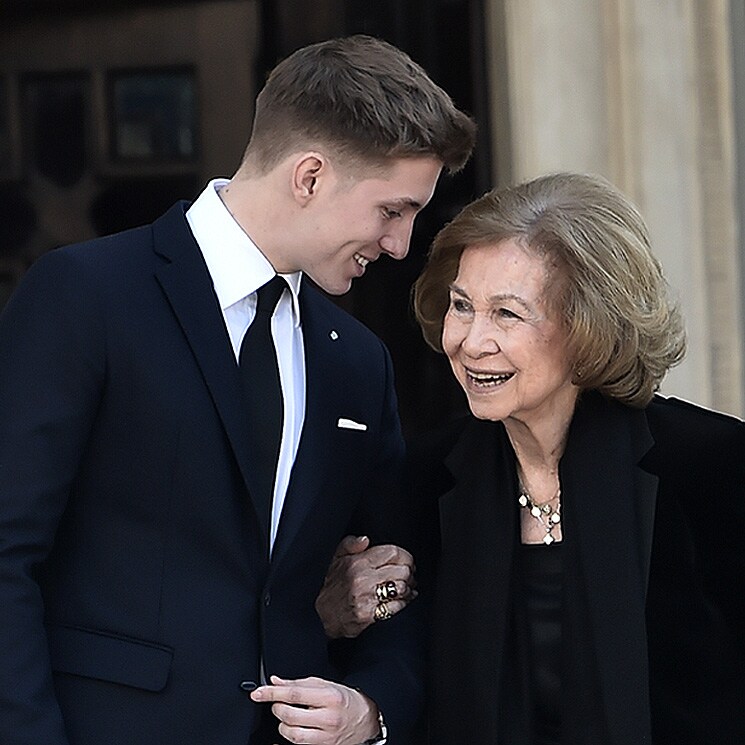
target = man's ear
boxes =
[291,152,326,204]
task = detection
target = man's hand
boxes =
[315,535,416,639]
[250,675,380,745]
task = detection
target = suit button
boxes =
[240,680,258,692]
[263,592,271,607]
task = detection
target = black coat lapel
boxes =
[430,419,518,744]
[561,392,657,744]
[151,203,271,545]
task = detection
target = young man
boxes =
[0,35,475,745]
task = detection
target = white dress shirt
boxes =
[186,179,305,551]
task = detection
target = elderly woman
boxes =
[316,172,745,745]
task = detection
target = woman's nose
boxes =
[462,315,500,356]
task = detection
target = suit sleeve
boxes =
[0,249,106,744]
[334,341,426,744]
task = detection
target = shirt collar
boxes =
[186,178,302,326]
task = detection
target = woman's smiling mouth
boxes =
[465,369,516,388]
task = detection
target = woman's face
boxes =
[442,240,579,429]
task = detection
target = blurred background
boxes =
[1,0,744,435]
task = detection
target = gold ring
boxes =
[374,603,393,622]
[375,580,398,601]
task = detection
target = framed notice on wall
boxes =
[0,75,17,179]
[108,67,198,164]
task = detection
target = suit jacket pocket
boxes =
[46,623,173,692]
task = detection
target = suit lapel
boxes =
[151,203,272,545]
[268,288,340,568]
[561,393,657,743]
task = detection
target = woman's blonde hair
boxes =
[413,172,686,407]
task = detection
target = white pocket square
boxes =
[337,417,367,431]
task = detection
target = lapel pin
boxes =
[329,330,339,340]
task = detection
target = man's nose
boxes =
[379,219,414,260]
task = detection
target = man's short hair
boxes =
[244,35,476,174]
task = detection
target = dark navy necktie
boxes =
[239,275,286,525]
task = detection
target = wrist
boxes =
[351,689,387,745]
[359,709,387,745]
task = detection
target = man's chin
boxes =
[309,275,354,296]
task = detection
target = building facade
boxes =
[1,0,743,427]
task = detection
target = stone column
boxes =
[485,0,743,415]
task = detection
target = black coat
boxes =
[410,392,745,745]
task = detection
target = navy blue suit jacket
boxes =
[0,203,423,744]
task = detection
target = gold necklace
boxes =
[518,483,562,545]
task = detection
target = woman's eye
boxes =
[497,307,521,320]
[451,298,471,313]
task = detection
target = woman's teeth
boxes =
[467,371,514,387]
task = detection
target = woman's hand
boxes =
[315,535,417,638]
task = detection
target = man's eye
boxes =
[382,207,402,219]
